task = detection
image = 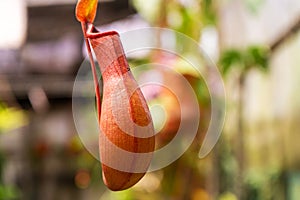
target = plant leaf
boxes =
[245,46,269,71]
[76,0,98,23]
[219,49,243,75]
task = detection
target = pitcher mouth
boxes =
[85,23,119,39]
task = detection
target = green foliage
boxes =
[167,0,202,41]
[201,0,217,25]
[288,172,300,200]
[218,138,238,194]
[176,6,201,40]
[244,168,284,200]
[0,185,20,200]
[245,46,268,71]
[219,50,244,74]
[219,46,269,75]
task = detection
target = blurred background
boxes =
[0,0,300,199]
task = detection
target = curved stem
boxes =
[81,22,101,121]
